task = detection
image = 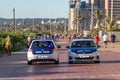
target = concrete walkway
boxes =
[99,41,120,52]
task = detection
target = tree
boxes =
[73,15,84,33]
[93,10,102,29]
[105,16,119,31]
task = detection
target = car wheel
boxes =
[94,60,100,63]
[96,56,99,59]
[68,61,73,64]
[55,60,59,64]
[27,60,32,65]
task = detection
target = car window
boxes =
[71,41,96,48]
[32,41,55,48]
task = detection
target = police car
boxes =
[66,38,100,63]
[27,39,60,65]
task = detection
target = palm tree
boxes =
[93,9,102,29]
[73,15,84,33]
[105,16,119,31]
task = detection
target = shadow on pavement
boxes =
[100,60,120,64]
[49,78,115,80]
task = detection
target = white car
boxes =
[66,38,100,63]
[27,39,60,65]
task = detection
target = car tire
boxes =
[55,60,59,64]
[94,60,100,63]
[96,56,99,59]
[68,61,73,64]
[27,60,32,65]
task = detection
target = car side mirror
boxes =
[66,46,70,48]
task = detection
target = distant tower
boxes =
[69,0,81,31]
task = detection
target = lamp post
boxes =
[75,0,80,34]
[90,0,94,30]
[32,18,35,31]
[49,18,52,33]
[41,19,45,31]
[64,18,67,34]
[76,8,79,34]
[13,8,16,32]
[111,0,113,21]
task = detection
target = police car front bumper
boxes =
[69,52,99,62]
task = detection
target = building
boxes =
[80,1,86,8]
[88,0,105,9]
[88,0,120,20]
[94,0,105,9]
[105,0,120,20]
[68,0,120,32]
[69,0,81,31]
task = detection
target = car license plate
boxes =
[43,51,50,53]
[36,51,50,54]
[36,51,42,53]
[38,55,48,58]
[79,55,89,58]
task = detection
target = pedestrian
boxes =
[102,33,108,48]
[62,34,65,39]
[27,36,32,48]
[94,33,99,47]
[68,34,71,42]
[111,33,116,48]
[5,35,12,56]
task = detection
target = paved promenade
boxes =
[99,41,120,52]
[0,39,120,80]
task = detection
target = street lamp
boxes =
[13,8,16,32]
[90,0,94,30]
[32,18,35,31]
[49,18,52,32]
[111,0,113,21]
[41,19,45,31]
[75,0,80,34]
[64,18,67,34]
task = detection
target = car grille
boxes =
[75,57,94,60]
[77,52,92,54]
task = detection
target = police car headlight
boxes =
[70,52,75,54]
[92,51,99,55]
[69,51,76,55]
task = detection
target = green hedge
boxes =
[0,32,27,54]
[0,31,50,55]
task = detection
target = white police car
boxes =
[27,39,60,65]
[66,38,100,63]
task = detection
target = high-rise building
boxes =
[94,0,105,9]
[80,1,86,8]
[105,0,120,20]
[88,0,105,9]
[69,0,81,30]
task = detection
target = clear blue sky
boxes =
[0,0,86,18]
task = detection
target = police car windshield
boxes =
[32,41,55,48]
[71,41,96,48]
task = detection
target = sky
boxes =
[0,0,86,19]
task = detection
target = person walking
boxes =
[94,33,99,47]
[27,36,32,48]
[102,33,108,48]
[5,35,12,56]
[111,33,116,48]
[68,34,71,42]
